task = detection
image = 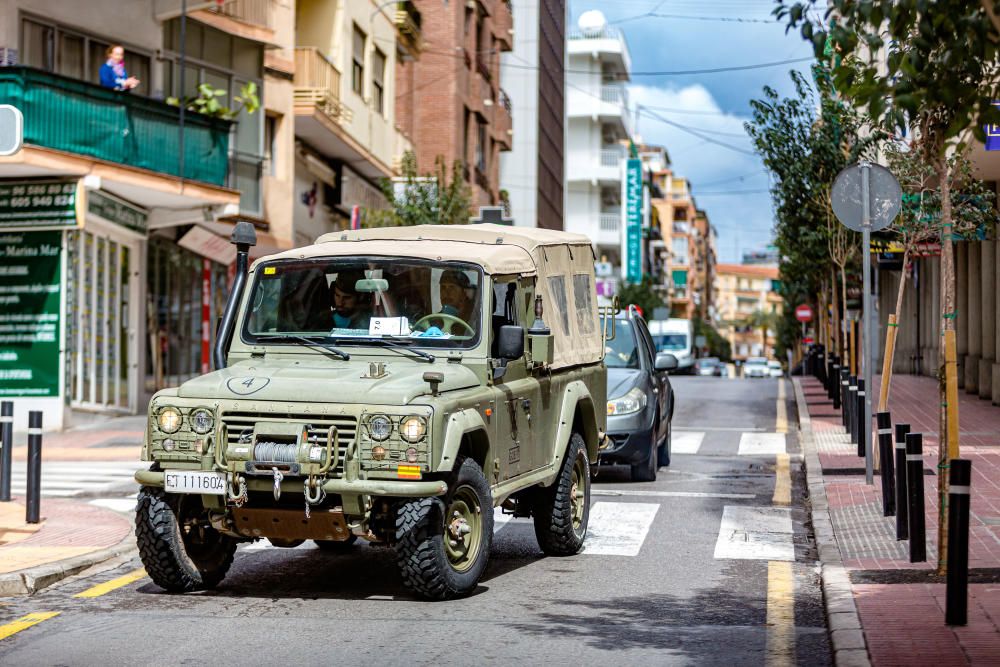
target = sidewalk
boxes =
[796,373,1000,666]
[9,414,144,462]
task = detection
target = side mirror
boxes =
[498,325,525,361]
[655,353,678,371]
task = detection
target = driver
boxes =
[330,270,372,330]
[439,270,475,323]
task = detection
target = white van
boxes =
[647,318,695,373]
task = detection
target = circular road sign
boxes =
[831,162,902,232]
[795,304,813,322]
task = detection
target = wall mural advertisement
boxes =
[0,230,62,397]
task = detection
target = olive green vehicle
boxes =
[134,222,611,599]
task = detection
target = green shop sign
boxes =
[0,230,62,397]
[87,189,147,235]
[623,158,643,283]
[0,179,80,229]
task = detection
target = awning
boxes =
[178,220,291,265]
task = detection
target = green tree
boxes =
[365,152,473,227]
[694,318,732,361]
[779,0,1000,572]
[616,278,666,319]
[747,309,780,358]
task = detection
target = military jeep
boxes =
[134,223,610,599]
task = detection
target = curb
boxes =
[0,533,137,597]
[792,378,871,667]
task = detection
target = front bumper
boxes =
[135,469,448,498]
[600,408,656,465]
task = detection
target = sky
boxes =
[569,0,817,263]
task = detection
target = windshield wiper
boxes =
[255,334,350,360]
[335,335,436,363]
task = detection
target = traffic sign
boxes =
[795,304,813,322]
[0,105,23,157]
[831,162,901,232]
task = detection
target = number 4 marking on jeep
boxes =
[242,377,254,388]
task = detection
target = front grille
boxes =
[221,409,358,476]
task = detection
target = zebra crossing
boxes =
[7,461,139,498]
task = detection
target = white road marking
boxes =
[676,426,767,433]
[493,507,513,533]
[671,431,705,454]
[88,497,138,513]
[9,462,139,498]
[738,432,787,456]
[713,505,794,561]
[583,501,659,556]
[592,489,755,500]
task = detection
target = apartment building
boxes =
[692,209,718,322]
[397,0,513,207]
[715,263,782,360]
[293,0,416,244]
[500,0,565,229]
[564,12,633,267]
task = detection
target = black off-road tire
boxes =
[395,457,493,600]
[533,433,591,556]
[657,419,672,468]
[135,486,236,592]
[315,534,358,551]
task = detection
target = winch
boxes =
[224,422,337,477]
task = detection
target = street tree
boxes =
[747,308,780,358]
[365,152,473,227]
[778,0,1000,573]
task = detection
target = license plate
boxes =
[164,470,226,495]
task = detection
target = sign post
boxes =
[832,162,902,485]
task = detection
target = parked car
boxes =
[768,360,784,378]
[743,357,769,378]
[600,308,676,481]
[695,357,723,376]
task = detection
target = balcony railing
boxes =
[0,67,231,185]
[601,84,627,105]
[599,213,620,233]
[293,47,352,126]
[499,88,512,114]
[600,145,625,167]
[394,2,422,52]
[207,0,273,29]
[476,55,492,82]
[568,25,624,41]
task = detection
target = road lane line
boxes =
[0,612,60,641]
[766,560,796,666]
[593,489,755,499]
[713,506,794,561]
[583,502,659,556]
[74,568,147,598]
[671,431,705,454]
[738,433,787,456]
[772,453,791,506]
[776,379,787,433]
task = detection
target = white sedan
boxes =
[743,357,769,378]
[768,360,784,378]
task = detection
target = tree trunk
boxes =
[879,249,910,411]
[831,267,841,361]
[937,156,959,576]
[840,264,849,370]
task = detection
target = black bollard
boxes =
[848,375,858,441]
[832,361,842,409]
[945,459,972,626]
[856,378,866,456]
[876,412,896,516]
[906,432,926,562]
[0,400,11,502]
[840,369,849,426]
[25,411,42,524]
[894,423,911,540]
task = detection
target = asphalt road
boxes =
[0,376,830,666]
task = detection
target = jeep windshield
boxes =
[241,257,483,349]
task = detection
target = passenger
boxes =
[99,45,141,91]
[330,270,372,330]
[439,270,475,323]
[277,268,330,331]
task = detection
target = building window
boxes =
[21,16,152,92]
[475,119,487,173]
[264,114,277,176]
[672,237,688,264]
[352,24,366,97]
[372,48,386,115]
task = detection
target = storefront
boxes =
[0,178,145,430]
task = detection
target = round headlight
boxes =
[371,445,387,461]
[157,407,182,434]
[162,438,175,452]
[368,415,392,441]
[190,409,214,434]
[400,416,426,443]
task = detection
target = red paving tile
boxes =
[799,374,1000,665]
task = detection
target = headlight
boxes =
[368,415,392,441]
[400,416,426,443]
[190,408,214,434]
[157,407,182,433]
[607,387,647,416]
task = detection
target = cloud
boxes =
[628,83,776,262]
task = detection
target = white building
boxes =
[564,11,633,267]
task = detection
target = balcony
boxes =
[566,25,631,77]
[206,0,273,29]
[293,48,352,127]
[394,2,423,55]
[596,210,621,249]
[566,83,632,137]
[0,67,231,186]
[567,145,624,184]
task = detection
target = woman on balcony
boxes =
[99,45,140,92]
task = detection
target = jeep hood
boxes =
[176,359,480,405]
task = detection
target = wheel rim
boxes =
[443,485,483,572]
[570,454,587,532]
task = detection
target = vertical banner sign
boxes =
[624,158,643,283]
[0,231,62,396]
